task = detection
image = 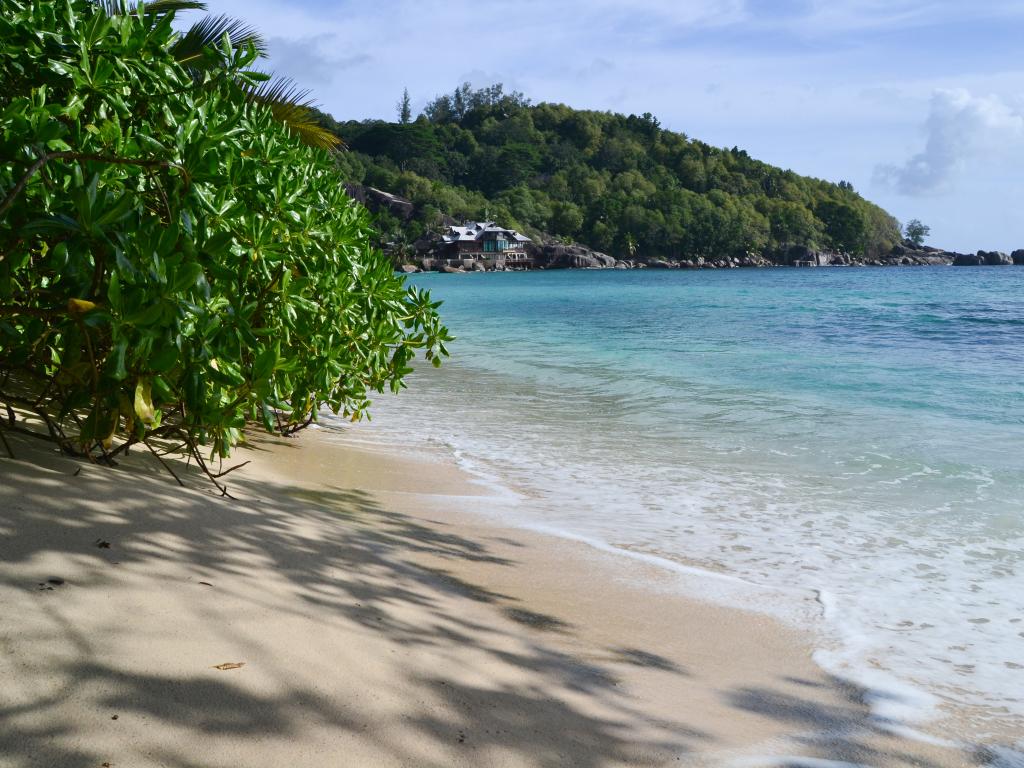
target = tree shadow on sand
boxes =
[724,679,1011,768]
[0,436,702,767]
[0,434,1007,767]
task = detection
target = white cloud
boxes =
[773,0,1024,34]
[875,89,1024,196]
[264,36,371,87]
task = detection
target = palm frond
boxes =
[243,77,343,152]
[93,0,129,14]
[93,0,207,17]
[138,0,208,15]
[170,14,268,68]
[90,1,340,152]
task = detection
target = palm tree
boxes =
[95,0,342,150]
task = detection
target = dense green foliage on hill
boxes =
[320,84,902,260]
[0,0,449,473]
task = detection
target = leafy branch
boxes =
[0,151,189,221]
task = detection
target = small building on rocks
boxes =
[440,222,532,270]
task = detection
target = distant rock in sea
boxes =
[953,250,1016,266]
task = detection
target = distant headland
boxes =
[349,187,1022,274]
[320,84,1020,275]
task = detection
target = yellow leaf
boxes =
[118,394,134,435]
[134,380,155,426]
[67,298,96,314]
[104,408,119,446]
[212,662,245,671]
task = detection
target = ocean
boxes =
[332,266,1024,745]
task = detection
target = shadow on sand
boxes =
[0,433,998,767]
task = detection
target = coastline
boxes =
[0,424,988,766]
[323,417,1024,753]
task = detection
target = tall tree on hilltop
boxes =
[904,219,930,246]
[398,88,412,124]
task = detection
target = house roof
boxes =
[441,221,531,245]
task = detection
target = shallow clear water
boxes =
[340,267,1024,739]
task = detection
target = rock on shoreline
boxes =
[401,242,1024,274]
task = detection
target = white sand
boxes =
[0,426,976,767]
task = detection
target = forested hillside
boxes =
[317,84,902,262]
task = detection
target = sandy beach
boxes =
[5,1,1024,764]
[0,425,980,767]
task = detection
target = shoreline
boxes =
[236,425,1001,763]
[328,261,1024,753]
[322,419,1024,753]
[400,252,1024,275]
[0,424,993,766]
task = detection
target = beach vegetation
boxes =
[0,0,451,487]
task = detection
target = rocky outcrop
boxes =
[952,253,984,266]
[981,250,1012,265]
[766,244,955,268]
[409,242,970,273]
[909,254,955,265]
[1013,250,1024,265]
[952,251,1015,266]
[529,242,616,269]
[344,184,415,220]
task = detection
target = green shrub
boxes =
[0,0,450,473]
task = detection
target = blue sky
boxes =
[208,0,1024,252]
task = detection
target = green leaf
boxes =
[109,340,128,380]
[150,344,178,373]
[108,272,122,310]
[173,261,204,292]
[252,344,277,381]
[125,301,164,327]
[95,193,135,227]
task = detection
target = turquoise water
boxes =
[342,267,1024,740]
